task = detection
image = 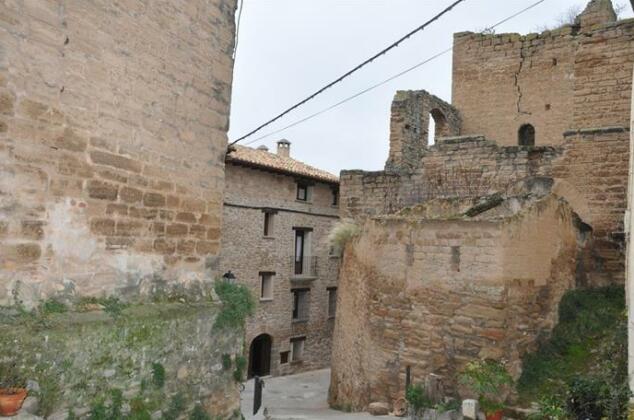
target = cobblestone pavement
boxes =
[241,369,399,420]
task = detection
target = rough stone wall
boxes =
[0,1,236,306]
[341,5,634,285]
[342,136,561,218]
[220,163,339,376]
[341,129,629,284]
[452,29,576,146]
[553,128,630,283]
[0,302,243,418]
[386,90,461,172]
[329,196,580,410]
[452,11,634,146]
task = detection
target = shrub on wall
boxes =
[327,219,360,256]
[213,280,255,331]
[520,286,629,419]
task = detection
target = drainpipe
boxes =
[627,66,634,402]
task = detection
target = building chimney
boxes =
[257,145,269,152]
[277,139,291,158]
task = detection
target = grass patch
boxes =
[327,219,360,255]
[517,285,625,404]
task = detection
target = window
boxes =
[328,245,341,258]
[260,272,274,300]
[293,228,312,275]
[518,124,535,146]
[292,288,310,321]
[327,287,337,318]
[280,351,290,365]
[296,183,309,201]
[263,210,276,237]
[290,337,305,362]
[428,109,448,146]
[332,188,339,206]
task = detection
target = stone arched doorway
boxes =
[248,334,272,378]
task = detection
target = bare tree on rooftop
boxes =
[534,2,626,33]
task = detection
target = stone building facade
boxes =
[221,141,340,378]
[0,0,236,306]
[331,0,634,411]
[0,1,242,417]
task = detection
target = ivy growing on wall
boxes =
[213,280,255,331]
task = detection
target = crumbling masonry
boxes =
[330,0,633,410]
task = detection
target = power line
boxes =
[244,48,452,145]
[243,0,548,146]
[229,0,468,145]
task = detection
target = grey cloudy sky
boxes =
[228,0,633,176]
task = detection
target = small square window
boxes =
[290,337,305,362]
[297,183,308,201]
[260,272,274,300]
[327,287,337,318]
[280,351,290,365]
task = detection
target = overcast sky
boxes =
[228,0,633,176]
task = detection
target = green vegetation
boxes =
[221,354,232,371]
[0,298,239,419]
[0,361,26,389]
[405,384,460,416]
[189,404,211,420]
[405,384,433,413]
[233,356,247,383]
[40,298,68,315]
[519,286,630,419]
[151,362,166,389]
[89,389,124,420]
[162,393,186,420]
[213,281,255,331]
[36,373,62,417]
[460,359,513,415]
[128,396,152,420]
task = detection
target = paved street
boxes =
[241,369,399,420]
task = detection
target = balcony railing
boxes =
[292,256,318,278]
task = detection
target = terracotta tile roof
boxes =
[226,145,339,184]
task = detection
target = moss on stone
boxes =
[0,301,242,418]
[517,286,625,404]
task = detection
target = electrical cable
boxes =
[241,0,549,146]
[229,0,467,145]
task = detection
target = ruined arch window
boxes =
[428,109,448,146]
[518,124,535,146]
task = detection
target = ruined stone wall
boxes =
[553,128,630,283]
[342,136,560,219]
[342,128,629,284]
[386,90,461,172]
[329,196,580,410]
[452,17,634,146]
[220,164,339,376]
[0,302,243,418]
[0,1,237,306]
